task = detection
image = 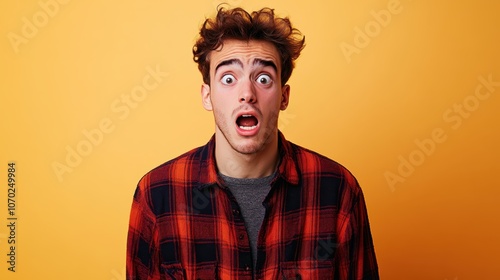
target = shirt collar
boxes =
[196,131,300,189]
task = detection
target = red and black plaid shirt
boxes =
[127,132,379,279]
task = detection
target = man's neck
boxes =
[215,134,279,179]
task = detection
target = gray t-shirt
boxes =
[219,172,275,271]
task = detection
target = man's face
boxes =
[201,39,290,155]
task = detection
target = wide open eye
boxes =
[221,74,236,85]
[256,74,272,85]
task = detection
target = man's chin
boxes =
[230,142,263,155]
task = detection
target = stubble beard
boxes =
[214,109,279,155]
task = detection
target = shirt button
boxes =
[239,234,244,240]
[245,265,250,271]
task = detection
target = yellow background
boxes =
[1,0,499,279]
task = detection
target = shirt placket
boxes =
[223,187,254,279]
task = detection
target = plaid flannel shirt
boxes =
[127,132,379,279]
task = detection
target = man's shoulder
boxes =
[287,141,360,190]
[137,144,207,189]
[289,141,351,173]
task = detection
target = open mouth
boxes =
[236,114,259,131]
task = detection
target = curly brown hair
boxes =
[193,7,305,86]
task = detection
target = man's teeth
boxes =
[238,114,257,130]
[239,125,257,130]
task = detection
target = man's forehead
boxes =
[214,58,278,75]
[209,39,281,70]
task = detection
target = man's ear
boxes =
[201,84,212,111]
[280,84,290,110]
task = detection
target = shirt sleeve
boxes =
[335,179,379,280]
[126,182,161,280]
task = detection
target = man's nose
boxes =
[238,79,257,103]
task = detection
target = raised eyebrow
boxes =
[215,59,243,74]
[253,59,277,73]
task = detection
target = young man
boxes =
[127,7,379,280]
